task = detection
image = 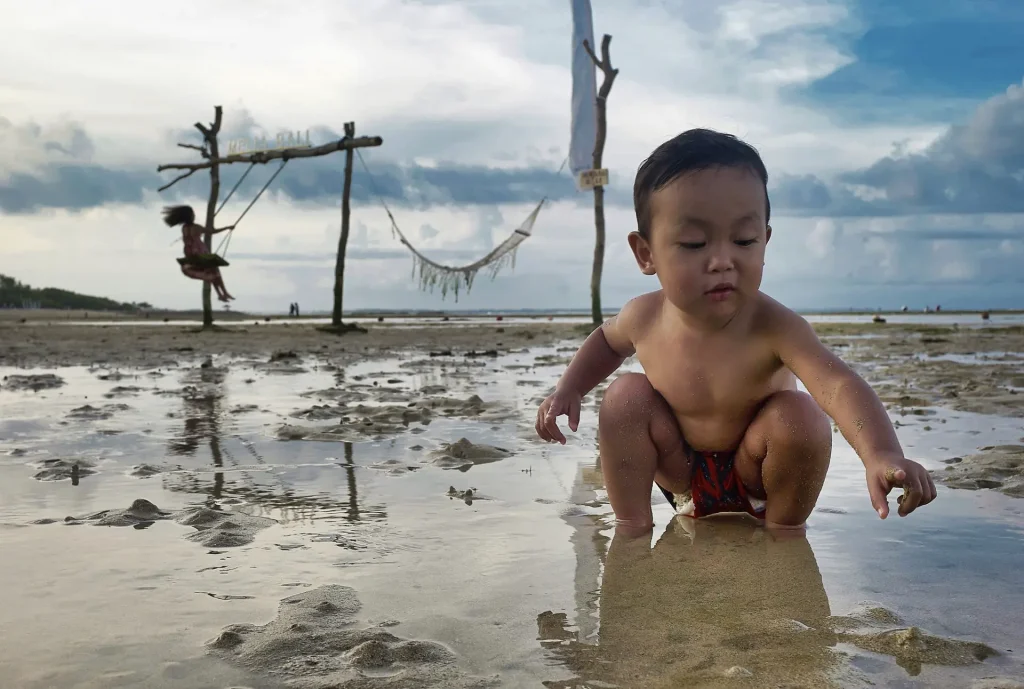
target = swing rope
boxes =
[214,159,289,257]
[216,162,257,216]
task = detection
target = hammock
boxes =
[396,200,545,300]
[356,150,563,300]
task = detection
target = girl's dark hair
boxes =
[162,205,196,227]
[633,129,770,239]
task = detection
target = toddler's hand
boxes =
[536,388,582,445]
[866,455,937,518]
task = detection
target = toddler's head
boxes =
[629,129,772,319]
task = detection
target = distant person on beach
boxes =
[536,129,936,536]
[161,205,235,302]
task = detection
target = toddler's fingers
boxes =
[568,399,581,432]
[536,406,552,442]
[898,475,926,516]
[544,407,566,445]
[883,466,906,489]
[868,476,889,519]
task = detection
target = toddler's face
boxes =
[638,166,770,319]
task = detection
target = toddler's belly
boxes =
[674,414,752,453]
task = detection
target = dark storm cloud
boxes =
[0,115,597,213]
[0,165,162,213]
[774,78,1024,217]
[9,77,1024,218]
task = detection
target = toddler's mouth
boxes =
[705,283,736,301]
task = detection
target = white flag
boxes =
[569,0,597,180]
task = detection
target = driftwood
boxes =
[195,107,224,327]
[582,34,619,326]
[327,122,367,334]
[157,136,382,192]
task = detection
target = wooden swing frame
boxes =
[157,106,383,329]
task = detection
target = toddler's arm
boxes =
[556,302,638,397]
[769,306,936,517]
[536,298,644,444]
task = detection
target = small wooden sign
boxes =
[578,168,609,190]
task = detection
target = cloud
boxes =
[775,78,1024,216]
[0,115,590,214]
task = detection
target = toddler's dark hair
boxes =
[162,205,196,227]
[633,129,770,239]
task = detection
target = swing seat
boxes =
[178,253,230,269]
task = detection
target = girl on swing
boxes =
[162,205,236,302]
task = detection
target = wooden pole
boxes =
[194,107,224,329]
[332,121,358,329]
[583,35,619,327]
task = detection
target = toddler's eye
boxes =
[679,242,705,250]
[735,239,757,247]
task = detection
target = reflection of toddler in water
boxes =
[536,129,936,536]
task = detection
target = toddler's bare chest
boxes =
[635,342,781,418]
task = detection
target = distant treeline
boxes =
[0,274,149,311]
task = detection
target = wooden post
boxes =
[194,107,223,329]
[332,121,357,329]
[583,35,619,327]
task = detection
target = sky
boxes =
[2,0,1023,313]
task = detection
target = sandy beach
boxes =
[1,316,1023,688]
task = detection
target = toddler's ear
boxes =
[766,224,773,242]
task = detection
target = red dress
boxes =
[180,225,219,280]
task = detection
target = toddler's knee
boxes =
[765,391,832,458]
[599,373,660,430]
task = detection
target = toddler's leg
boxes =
[598,373,691,538]
[734,390,832,530]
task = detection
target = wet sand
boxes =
[1,319,1023,687]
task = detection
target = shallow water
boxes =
[1,347,1022,688]
[13,310,1024,329]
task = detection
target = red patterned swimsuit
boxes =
[657,449,766,518]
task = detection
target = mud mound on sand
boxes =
[281,395,508,443]
[207,584,497,688]
[2,373,65,391]
[32,457,98,482]
[67,403,131,421]
[933,445,1024,497]
[830,604,999,676]
[35,499,275,547]
[427,438,511,471]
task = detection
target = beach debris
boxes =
[446,486,491,505]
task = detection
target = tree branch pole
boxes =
[329,121,364,332]
[195,106,223,328]
[157,135,384,191]
[583,35,619,327]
